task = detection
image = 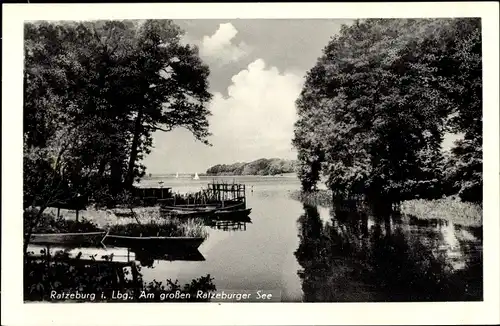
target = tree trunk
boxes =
[110,159,124,197]
[125,107,143,190]
[23,205,47,255]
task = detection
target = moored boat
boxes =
[160,208,216,218]
[161,201,245,211]
[161,205,217,212]
[216,202,246,211]
[102,234,205,250]
[29,231,106,246]
[215,208,252,219]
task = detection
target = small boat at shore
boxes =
[161,210,215,219]
[216,202,246,211]
[28,231,106,246]
[215,208,252,219]
[160,202,247,219]
[161,202,245,211]
[161,205,217,212]
[102,234,205,250]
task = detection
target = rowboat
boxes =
[160,208,216,218]
[215,208,252,219]
[28,231,106,246]
[162,202,245,212]
[217,202,246,211]
[160,209,214,218]
[102,234,205,250]
[161,205,217,212]
[133,247,205,262]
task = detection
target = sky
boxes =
[142,19,461,175]
[142,19,353,174]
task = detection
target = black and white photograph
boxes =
[2,2,499,326]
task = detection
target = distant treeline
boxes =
[206,158,298,176]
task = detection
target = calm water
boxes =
[137,175,483,302]
[140,175,305,301]
[30,175,482,302]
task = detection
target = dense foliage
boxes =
[206,158,298,176]
[23,20,212,250]
[292,18,482,205]
[24,20,211,207]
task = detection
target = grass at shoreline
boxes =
[401,198,482,227]
[290,190,482,227]
[290,189,333,207]
[30,206,209,239]
[108,218,209,239]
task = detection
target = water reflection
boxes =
[27,243,206,269]
[24,246,215,302]
[295,204,483,302]
[206,216,251,232]
[131,247,206,267]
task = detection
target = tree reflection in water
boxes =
[295,204,482,302]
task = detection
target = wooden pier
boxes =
[203,181,246,208]
[131,182,247,208]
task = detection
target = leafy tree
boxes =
[293,18,482,207]
[23,20,212,251]
[439,19,482,203]
[24,19,212,198]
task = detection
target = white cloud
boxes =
[199,23,250,64]
[208,59,304,159]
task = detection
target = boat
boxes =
[160,208,215,218]
[175,172,179,178]
[102,235,205,250]
[216,202,246,211]
[161,202,245,211]
[215,208,252,219]
[161,205,217,212]
[29,231,106,246]
[193,172,200,180]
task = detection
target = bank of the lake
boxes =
[30,175,482,302]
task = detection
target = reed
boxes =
[108,218,208,239]
[401,197,482,227]
[31,206,209,239]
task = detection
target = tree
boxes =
[439,19,482,203]
[24,20,212,199]
[23,20,213,251]
[293,18,482,208]
[120,20,212,189]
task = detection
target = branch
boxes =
[149,123,173,132]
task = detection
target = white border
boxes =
[2,2,499,325]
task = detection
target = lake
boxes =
[137,175,483,302]
[30,175,482,302]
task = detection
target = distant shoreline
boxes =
[144,172,299,178]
